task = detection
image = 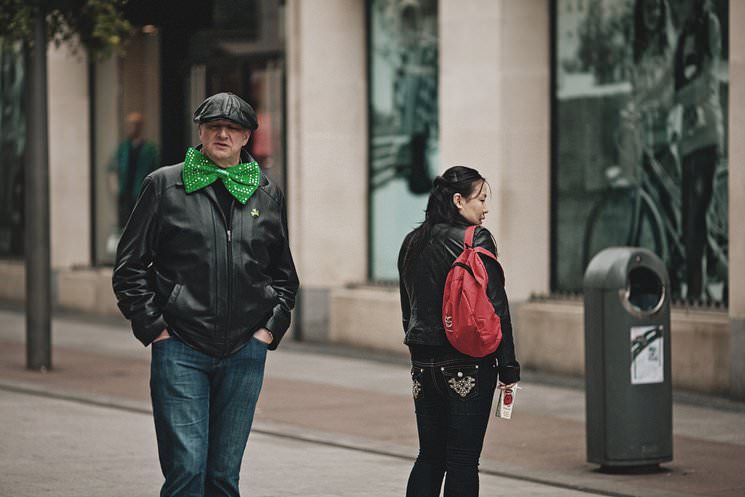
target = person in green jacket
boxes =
[109,111,159,228]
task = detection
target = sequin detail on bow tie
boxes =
[182,147,261,204]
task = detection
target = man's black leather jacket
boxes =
[112,158,299,356]
[398,223,520,384]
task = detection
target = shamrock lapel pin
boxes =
[251,208,260,218]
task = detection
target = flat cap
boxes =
[192,92,258,130]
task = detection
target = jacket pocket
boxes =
[440,364,480,401]
[152,270,177,309]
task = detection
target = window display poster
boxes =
[553,0,729,305]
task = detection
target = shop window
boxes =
[368,0,439,281]
[0,40,26,258]
[552,0,729,305]
[92,29,161,265]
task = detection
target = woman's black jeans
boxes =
[407,349,498,497]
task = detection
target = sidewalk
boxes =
[1,308,744,497]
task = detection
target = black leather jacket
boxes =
[112,156,299,356]
[398,223,520,384]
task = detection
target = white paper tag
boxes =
[495,385,519,419]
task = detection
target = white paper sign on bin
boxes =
[630,325,664,385]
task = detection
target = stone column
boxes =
[439,0,550,301]
[48,41,91,268]
[286,0,368,339]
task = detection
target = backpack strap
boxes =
[465,225,499,262]
[463,225,504,284]
[466,225,499,262]
[474,246,498,262]
[464,225,477,248]
[464,226,495,254]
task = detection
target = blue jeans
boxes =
[150,335,267,497]
[406,353,498,497]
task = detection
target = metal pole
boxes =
[26,4,51,371]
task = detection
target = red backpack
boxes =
[442,225,503,358]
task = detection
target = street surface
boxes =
[1,308,744,497]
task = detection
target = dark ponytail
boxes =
[401,166,486,276]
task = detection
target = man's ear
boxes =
[242,130,251,147]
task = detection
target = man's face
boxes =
[126,113,144,140]
[199,119,250,167]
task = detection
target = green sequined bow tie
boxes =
[182,147,261,204]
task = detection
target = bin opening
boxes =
[627,267,664,312]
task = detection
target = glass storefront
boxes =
[369,0,439,281]
[553,0,729,304]
[92,30,162,265]
[0,40,25,258]
[93,0,286,265]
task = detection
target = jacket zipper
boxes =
[206,192,235,358]
[224,200,235,357]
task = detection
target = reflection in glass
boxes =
[369,0,439,280]
[0,40,25,258]
[554,0,728,304]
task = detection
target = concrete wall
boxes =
[0,261,116,316]
[329,286,405,353]
[0,261,24,303]
[48,42,91,269]
[729,1,745,400]
[514,301,731,396]
[439,0,551,302]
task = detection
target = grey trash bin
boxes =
[583,247,672,468]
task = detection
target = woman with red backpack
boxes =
[398,166,520,497]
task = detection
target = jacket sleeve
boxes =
[263,189,300,350]
[474,228,520,384]
[397,236,411,333]
[112,176,166,346]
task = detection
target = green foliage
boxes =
[0,0,133,60]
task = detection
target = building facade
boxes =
[0,0,743,399]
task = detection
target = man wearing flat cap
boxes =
[113,92,298,497]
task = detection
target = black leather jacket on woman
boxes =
[112,157,299,357]
[398,223,520,384]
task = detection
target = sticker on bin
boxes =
[630,325,664,384]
